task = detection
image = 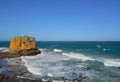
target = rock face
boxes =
[9,36,40,56]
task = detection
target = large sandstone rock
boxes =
[9,36,40,55]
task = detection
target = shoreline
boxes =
[0,56,86,82]
[0,57,43,82]
[0,48,40,58]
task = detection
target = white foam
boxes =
[62,52,95,61]
[39,48,46,51]
[96,45,101,48]
[21,51,68,77]
[47,73,54,77]
[0,48,5,51]
[103,48,106,51]
[53,80,63,82]
[53,49,62,53]
[22,50,118,80]
[103,59,120,67]
[42,79,49,82]
[0,47,9,52]
[103,48,111,51]
[27,67,42,75]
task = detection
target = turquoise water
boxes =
[1,41,120,57]
[0,41,120,82]
[37,41,120,57]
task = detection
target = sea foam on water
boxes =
[53,49,62,53]
[103,59,120,67]
[21,49,91,80]
[62,52,95,61]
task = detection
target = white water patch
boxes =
[21,50,94,80]
[21,51,70,77]
[0,48,5,51]
[102,48,111,51]
[103,48,106,51]
[96,45,101,48]
[62,52,95,61]
[0,47,9,52]
[103,59,120,67]
[53,49,62,53]
[39,48,46,51]
[21,49,120,80]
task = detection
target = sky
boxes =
[0,0,120,41]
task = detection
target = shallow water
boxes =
[21,49,120,82]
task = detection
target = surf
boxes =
[53,49,62,53]
[103,59,120,67]
[62,52,95,61]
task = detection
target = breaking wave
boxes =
[96,45,101,48]
[53,49,62,53]
[21,48,120,81]
[21,50,69,77]
[0,47,9,52]
[21,50,96,80]
[62,52,95,61]
[103,59,120,67]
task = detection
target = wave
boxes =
[62,52,95,61]
[21,49,120,81]
[96,45,101,48]
[102,48,111,51]
[39,48,46,51]
[21,50,67,77]
[21,54,42,75]
[103,59,120,67]
[103,48,106,51]
[53,49,62,53]
[0,47,9,52]
[96,45,112,52]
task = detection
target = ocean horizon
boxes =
[1,0,120,81]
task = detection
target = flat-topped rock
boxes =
[10,36,38,54]
[0,36,40,58]
[9,36,40,56]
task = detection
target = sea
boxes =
[0,41,120,82]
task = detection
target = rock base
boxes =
[0,49,40,58]
[0,74,42,82]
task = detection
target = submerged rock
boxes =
[118,67,120,69]
[0,74,42,82]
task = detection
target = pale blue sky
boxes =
[0,0,120,41]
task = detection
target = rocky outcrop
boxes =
[0,74,42,82]
[0,36,40,58]
[9,36,40,56]
[10,36,37,53]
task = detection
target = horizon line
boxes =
[0,40,120,42]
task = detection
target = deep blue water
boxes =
[0,41,120,58]
[0,41,120,57]
[37,41,120,57]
